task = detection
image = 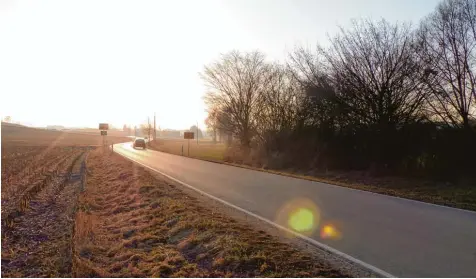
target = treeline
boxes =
[203,0,476,180]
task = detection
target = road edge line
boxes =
[114,149,396,278]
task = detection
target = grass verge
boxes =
[72,150,348,277]
[148,139,226,161]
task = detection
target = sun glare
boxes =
[275,198,320,236]
[288,208,315,232]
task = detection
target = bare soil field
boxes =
[66,128,130,138]
[1,124,129,277]
[73,150,346,277]
[2,123,130,146]
[1,145,89,277]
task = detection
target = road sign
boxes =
[99,123,109,130]
[101,130,107,136]
[184,132,194,139]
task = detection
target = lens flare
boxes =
[288,208,314,232]
[320,224,342,240]
[275,198,320,236]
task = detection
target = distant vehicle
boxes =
[132,138,146,149]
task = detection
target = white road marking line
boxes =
[114,147,395,278]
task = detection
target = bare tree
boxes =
[288,47,342,130]
[321,19,428,129]
[205,110,218,142]
[254,64,303,150]
[288,46,333,95]
[198,7,476,178]
[416,0,476,128]
[204,103,235,145]
[205,106,225,143]
[201,51,271,148]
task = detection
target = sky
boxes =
[0,0,440,130]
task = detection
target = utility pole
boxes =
[196,121,199,145]
[154,112,156,141]
[147,116,151,142]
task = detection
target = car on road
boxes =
[132,138,146,149]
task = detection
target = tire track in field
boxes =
[1,151,88,278]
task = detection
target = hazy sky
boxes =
[0,0,440,130]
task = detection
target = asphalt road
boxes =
[113,142,476,277]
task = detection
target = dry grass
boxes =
[72,150,347,277]
[285,170,476,211]
[149,139,227,161]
